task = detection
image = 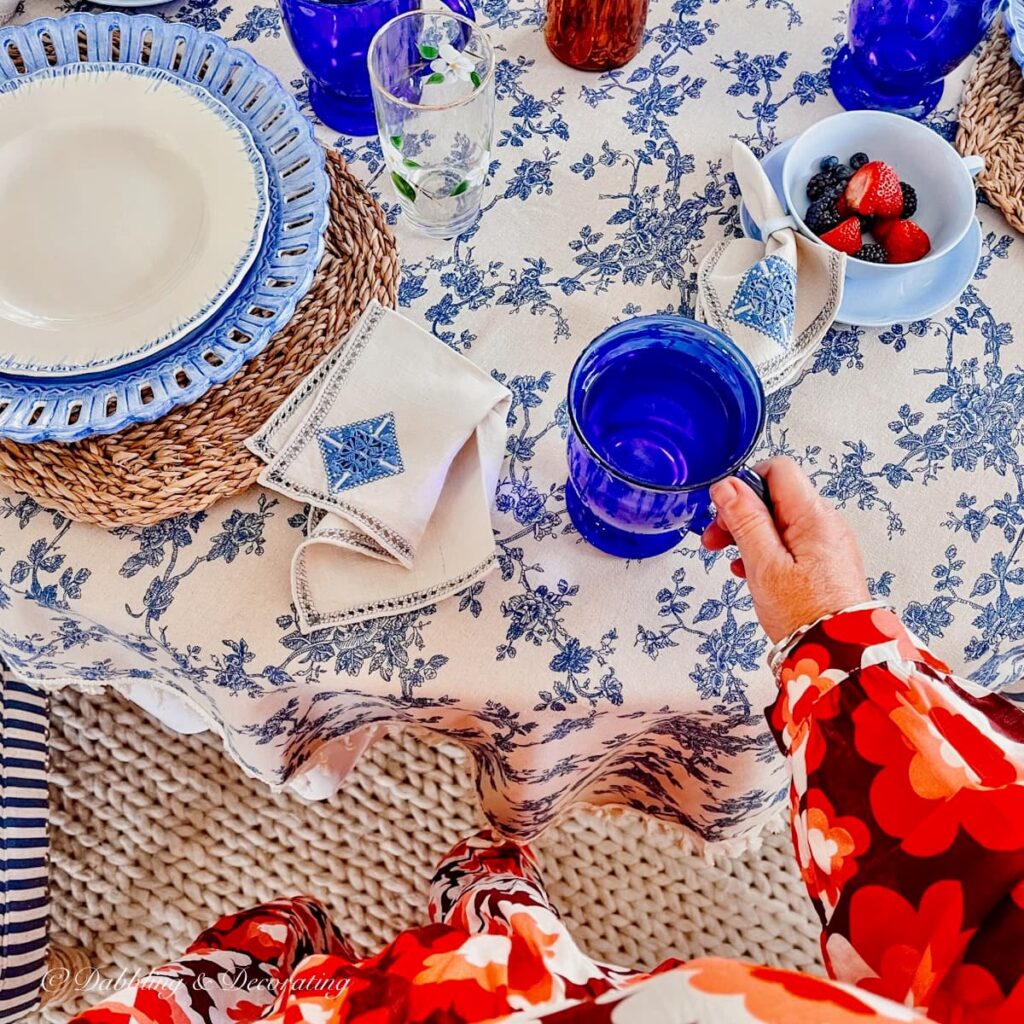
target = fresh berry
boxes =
[833,164,853,182]
[849,151,869,170]
[880,219,931,264]
[820,217,863,255]
[899,182,918,219]
[836,193,849,216]
[845,160,904,217]
[854,243,888,264]
[820,155,839,169]
[804,198,842,235]
[871,218,898,242]
[805,170,835,200]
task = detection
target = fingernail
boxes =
[711,478,738,508]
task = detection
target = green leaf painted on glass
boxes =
[391,171,417,202]
[402,158,421,169]
[450,179,470,197]
[426,72,445,85]
[390,135,403,150]
[470,70,481,88]
[418,44,439,60]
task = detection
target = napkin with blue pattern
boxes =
[247,301,511,632]
[696,141,847,393]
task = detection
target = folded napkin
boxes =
[696,141,847,393]
[247,301,511,632]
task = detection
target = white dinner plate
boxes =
[0,63,269,377]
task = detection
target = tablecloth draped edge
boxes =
[25,662,788,857]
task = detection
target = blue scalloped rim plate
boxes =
[0,14,329,443]
[1008,1,1024,71]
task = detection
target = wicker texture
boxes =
[0,151,399,527]
[41,687,821,1021]
[957,27,1024,235]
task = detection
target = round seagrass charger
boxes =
[957,26,1024,235]
[0,151,399,527]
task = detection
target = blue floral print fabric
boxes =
[0,0,1020,844]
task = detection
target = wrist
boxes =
[768,600,891,678]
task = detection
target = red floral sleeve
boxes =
[768,606,1024,1023]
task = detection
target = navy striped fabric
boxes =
[1,675,49,1023]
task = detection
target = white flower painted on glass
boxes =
[420,41,482,88]
[449,154,489,197]
[430,43,476,82]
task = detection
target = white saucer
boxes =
[0,64,269,377]
[740,137,982,328]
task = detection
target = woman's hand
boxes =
[702,457,871,644]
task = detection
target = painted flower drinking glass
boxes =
[368,11,494,238]
[830,0,1002,119]
[566,316,769,559]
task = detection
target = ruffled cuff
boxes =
[772,603,952,685]
[768,600,889,678]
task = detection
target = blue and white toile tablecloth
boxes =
[2,0,1022,845]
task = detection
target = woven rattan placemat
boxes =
[0,150,399,527]
[957,26,1024,235]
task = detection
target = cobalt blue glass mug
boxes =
[829,0,1001,120]
[280,0,476,136]
[565,316,769,559]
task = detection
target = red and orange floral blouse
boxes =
[71,607,1024,1024]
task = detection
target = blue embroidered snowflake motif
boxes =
[318,413,404,492]
[727,254,796,347]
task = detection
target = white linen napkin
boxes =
[247,301,511,632]
[696,141,847,393]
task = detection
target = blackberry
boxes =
[805,170,834,200]
[849,151,869,170]
[819,155,839,170]
[899,182,917,218]
[831,164,853,182]
[804,198,842,235]
[855,243,889,264]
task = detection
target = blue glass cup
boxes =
[829,0,1001,120]
[566,316,769,559]
[280,0,475,136]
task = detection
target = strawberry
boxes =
[844,160,903,218]
[819,216,862,255]
[836,193,850,216]
[880,219,931,264]
[871,218,898,242]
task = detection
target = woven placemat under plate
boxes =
[0,150,399,527]
[957,25,1024,235]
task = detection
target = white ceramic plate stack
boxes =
[0,13,329,443]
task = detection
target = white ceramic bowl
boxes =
[780,110,982,279]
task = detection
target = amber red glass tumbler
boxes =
[544,0,650,71]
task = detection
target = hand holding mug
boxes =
[702,457,870,644]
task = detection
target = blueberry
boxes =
[849,152,869,170]
[820,155,840,170]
